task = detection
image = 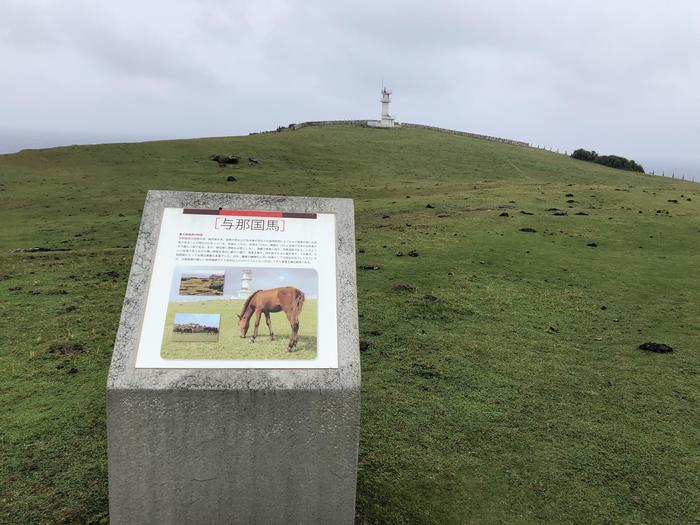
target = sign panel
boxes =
[135,208,338,368]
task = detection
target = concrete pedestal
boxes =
[107,192,360,525]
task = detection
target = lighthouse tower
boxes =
[238,269,252,299]
[380,87,394,127]
[368,86,398,128]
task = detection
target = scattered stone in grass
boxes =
[447,271,454,276]
[248,156,260,164]
[67,367,79,374]
[0,274,10,281]
[408,249,419,257]
[638,210,643,214]
[393,283,416,292]
[382,214,390,219]
[359,340,370,352]
[687,198,692,201]
[63,305,77,313]
[422,294,439,302]
[14,246,71,253]
[358,248,365,253]
[546,208,560,211]
[226,175,237,182]
[97,270,120,282]
[46,341,86,356]
[520,210,533,215]
[667,199,678,203]
[519,227,537,232]
[499,212,509,217]
[575,212,589,216]
[395,251,404,257]
[587,242,598,247]
[437,214,449,218]
[425,204,434,208]
[46,289,68,295]
[549,325,559,333]
[552,211,568,216]
[566,199,576,203]
[638,342,673,353]
[565,193,574,197]
[359,264,381,270]
[496,204,514,209]
[600,305,607,310]
[370,330,382,336]
[613,319,619,323]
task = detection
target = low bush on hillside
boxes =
[571,148,645,172]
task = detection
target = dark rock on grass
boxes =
[566,199,576,203]
[395,251,404,257]
[97,270,120,282]
[248,156,261,164]
[520,210,533,215]
[600,305,607,310]
[496,204,514,209]
[519,227,537,233]
[210,154,240,165]
[381,214,390,219]
[437,214,450,218]
[552,211,568,216]
[358,248,365,253]
[546,208,560,212]
[587,242,598,247]
[667,199,678,203]
[14,246,71,253]
[67,367,79,374]
[359,340,370,352]
[549,325,559,333]
[393,282,416,292]
[359,264,381,270]
[46,289,68,295]
[370,330,382,336]
[638,342,673,353]
[575,212,589,216]
[63,305,77,313]
[226,176,237,182]
[422,294,439,302]
[565,193,574,197]
[425,204,435,209]
[0,274,10,281]
[46,341,86,356]
[408,249,419,257]
[499,212,510,217]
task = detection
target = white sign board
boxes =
[135,207,338,368]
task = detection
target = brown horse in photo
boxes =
[237,287,305,351]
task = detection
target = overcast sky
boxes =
[1,0,699,179]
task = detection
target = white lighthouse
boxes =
[238,269,252,299]
[368,87,399,128]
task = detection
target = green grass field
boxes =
[170,332,220,343]
[0,125,698,524]
[162,299,317,360]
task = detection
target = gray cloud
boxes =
[1,0,698,178]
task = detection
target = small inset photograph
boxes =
[172,313,220,342]
[178,272,224,296]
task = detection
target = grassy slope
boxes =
[0,125,698,524]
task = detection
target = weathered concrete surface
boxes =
[107,191,360,525]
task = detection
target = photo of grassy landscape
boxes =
[162,298,317,360]
[178,272,224,296]
[171,312,220,343]
[1,125,698,523]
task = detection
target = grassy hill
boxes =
[0,125,698,524]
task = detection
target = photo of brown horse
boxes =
[237,286,305,351]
